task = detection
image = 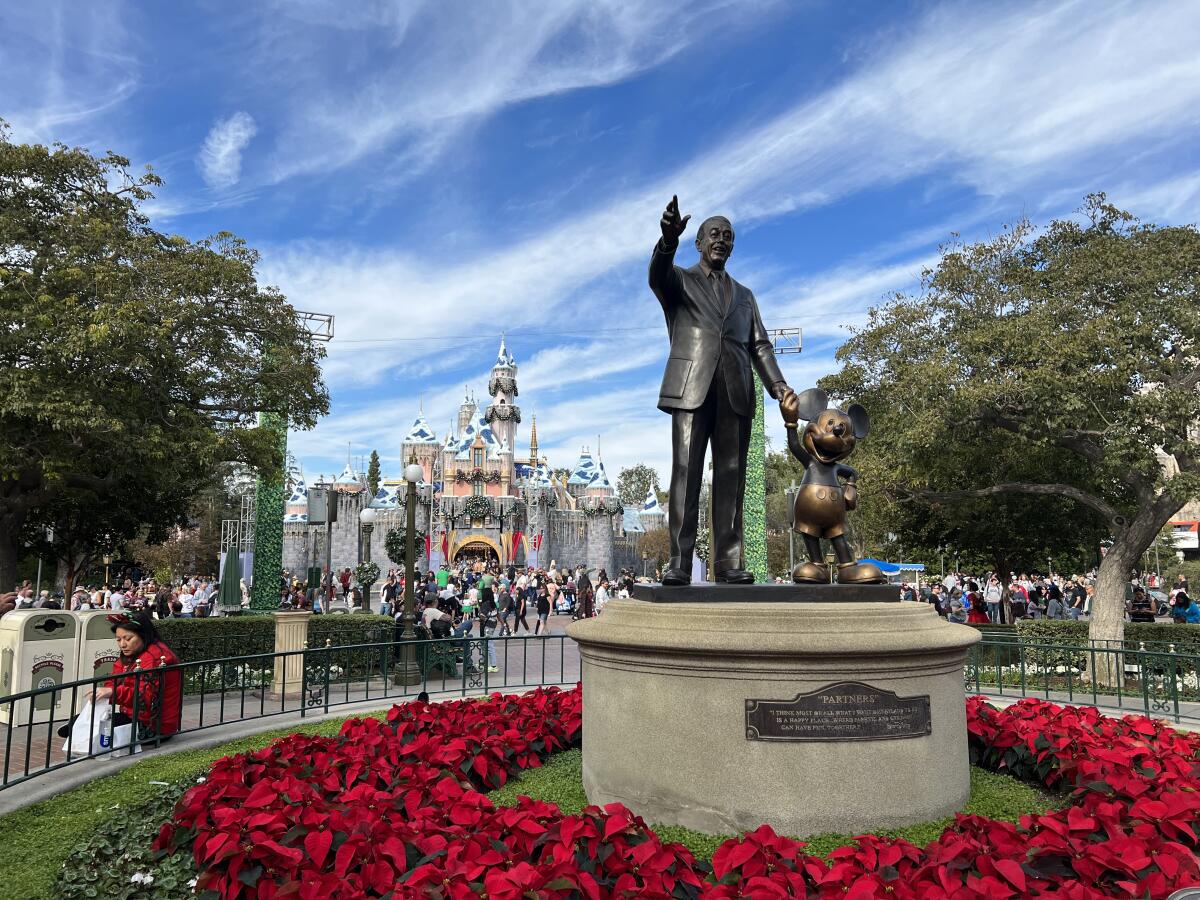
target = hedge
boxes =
[155,614,396,664]
[1014,619,1200,655]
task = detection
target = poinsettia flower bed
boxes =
[155,688,1200,899]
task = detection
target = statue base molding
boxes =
[567,598,980,837]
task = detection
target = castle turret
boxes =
[457,388,477,437]
[402,403,440,484]
[485,338,521,467]
[528,413,539,468]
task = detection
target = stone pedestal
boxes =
[271,610,312,697]
[567,585,979,838]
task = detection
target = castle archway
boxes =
[451,536,501,565]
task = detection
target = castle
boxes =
[281,339,666,578]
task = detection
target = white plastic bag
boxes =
[62,698,107,757]
[109,722,140,758]
[61,698,141,758]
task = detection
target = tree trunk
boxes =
[0,530,18,593]
[1086,500,1179,686]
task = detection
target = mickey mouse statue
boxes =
[779,388,886,585]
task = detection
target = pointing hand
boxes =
[660,195,691,245]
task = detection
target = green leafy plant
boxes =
[354,561,380,586]
[384,526,425,566]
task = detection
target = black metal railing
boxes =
[0,634,579,791]
[966,638,1200,724]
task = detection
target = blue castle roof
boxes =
[403,411,439,445]
[568,447,597,485]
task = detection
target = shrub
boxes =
[1015,619,1200,651]
[155,614,395,664]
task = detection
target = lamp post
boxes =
[35,526,54,598]
[396,463,423,686]
[359,506,377,612]
[102,553,113,588]
[642,552,649,578]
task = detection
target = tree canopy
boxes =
[0,127,329,587]
[616,463,660,509]
[822,195,1199,650]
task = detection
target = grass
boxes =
[488,748,1068,861]
[0,709,393,900]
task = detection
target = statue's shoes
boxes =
[660,568,691,586]
[837,563,887,585]
[792,562,830,584]
[714,568,755,584]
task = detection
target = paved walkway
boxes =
[969,683,1200,727]
[0,618,581,799]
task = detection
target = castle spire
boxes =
[529,413,539,465]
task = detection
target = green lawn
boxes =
[490,747,1068,860]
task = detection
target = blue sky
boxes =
[6,1,1200,486]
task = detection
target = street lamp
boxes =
[359,506,377,611]
[642,552,649,578]
[35,526,54,598]
[102,553,113,588]
[396,463,424,686]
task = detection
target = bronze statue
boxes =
[649,196,795,586]
[779,388,886,584]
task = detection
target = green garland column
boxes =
[743,372,769,582]
[250,412,287,611]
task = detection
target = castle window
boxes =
[473,481,484,496]
[474,449,483,467]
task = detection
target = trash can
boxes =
[76,609,120,683]
[0,609,80,725]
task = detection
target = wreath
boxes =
[383,526,426,566]
[353,561,380,586]
[155,690,1200,898]
[463,494,494,520]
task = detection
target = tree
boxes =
[638,527,670,570]
[823,196,1200,673]
[616,463,660,508]
[367,450,381,497]
[0,127,329,588]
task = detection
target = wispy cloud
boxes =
[249,0,780,183]
[273,0,1200,474]
[0,4,139,147]
[198,112,258,189]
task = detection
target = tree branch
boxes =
[902,482,1122,526]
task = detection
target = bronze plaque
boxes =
[745,681,931,742]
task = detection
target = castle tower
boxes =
[528,413,539,468]
[485,338,521,473]
[457,388,477,437]
[401,403,441,485]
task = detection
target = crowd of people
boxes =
[900,570,1196,625]
[278,557,645,629]
[0,571,235,623]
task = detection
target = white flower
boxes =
[196,776,207,783]
[188,878,198,889]
[131,873,144,884]
[142,875,154,886]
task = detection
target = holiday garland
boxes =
[154,690,1200,897]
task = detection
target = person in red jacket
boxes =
[90,611,183,742]
[964,582,991,624]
